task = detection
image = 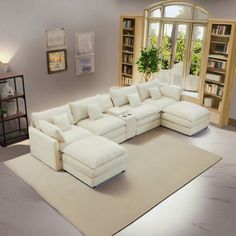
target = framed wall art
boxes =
[76,54,94,76]
[46,28,66,49]
[46,49,67,74]
[75,31,95,76]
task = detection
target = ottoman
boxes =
[61,135,127,187]
[161,101,209,136]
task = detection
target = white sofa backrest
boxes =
[136,80,161,101]
[69,94,113,123]
[109,85,138,107]
[160,85,182,101]
[31,104,74,130]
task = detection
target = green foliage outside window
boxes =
[190,40,202,76]
[145,32,202,77]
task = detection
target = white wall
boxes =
[0,0,155,115]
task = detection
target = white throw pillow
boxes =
[160,85,182,101]
[127,93,141,107]
[52,114,71,131]
[149,87,162,100]
[87,103,103,120]
[38,120,64,142]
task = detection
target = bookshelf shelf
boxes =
[119,15,143,86]
[201,19,236,127]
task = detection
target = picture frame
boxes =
[46,28,66,49]
[76,54,94,76]
[76,31,94,55]
[46,49,67,74]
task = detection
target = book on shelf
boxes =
[122,76,132,86]
[204,97,213,108]
[122,54,133,63]
[123,37,134,46]
[208,59,226,70]
[212,25,231,35]
[205,83,224,97]
[123,20,133,29]
[122,65,132,75]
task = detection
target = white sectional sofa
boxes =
[29,80,209,187]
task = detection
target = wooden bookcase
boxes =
[0,72,29,146]
[119,15,143,86]
[200,19,236,127]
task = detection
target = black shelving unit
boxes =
[0,72,29,147]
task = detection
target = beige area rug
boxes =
[4,134,222,236]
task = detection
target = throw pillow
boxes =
[87,103,103,120]
[127,93,141,107]
[38,120,64,142]
[149,87,162,100]
[52,113,71,131]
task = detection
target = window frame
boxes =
[144,1,209,91]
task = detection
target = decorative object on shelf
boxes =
[136,45,161,82]
[0,61,9,73]
[46,49,67,74]
[45,28,66,49]
[6,100,17,116]
[75,31,95,76]
[1,82,14,98]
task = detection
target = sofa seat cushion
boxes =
[162,113,209,128]
[144,97,177,111]
[78,114,126,136]
[137,114,161,127]
[60,126,93,150]
[163,101,209,122]
[62,136,127,169]
[122,104,160,121]
[62,153,127,178]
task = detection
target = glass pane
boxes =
[158,23,174,84]
[194,8,208,20]
[185,25,206,91]
[148,22,160,46]
[150,8,161,18]
[172,24,189,86]
[161,23,174,70]
[164,5,192,19]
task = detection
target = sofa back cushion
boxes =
[69,94,113,123]
[109,85,138,107]
[32,104,74,130]
[160,85,182,101]
[136,80,161,101]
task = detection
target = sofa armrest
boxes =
[106,106,129,116]
[29,126,62,171]
[160,85,183,101]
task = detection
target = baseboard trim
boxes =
[228,118,236,127]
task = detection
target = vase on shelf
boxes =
[1,82,14,99]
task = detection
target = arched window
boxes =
[144,1,209,92]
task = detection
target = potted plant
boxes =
[136,45,161,82]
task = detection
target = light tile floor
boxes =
[0,125,236,236]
